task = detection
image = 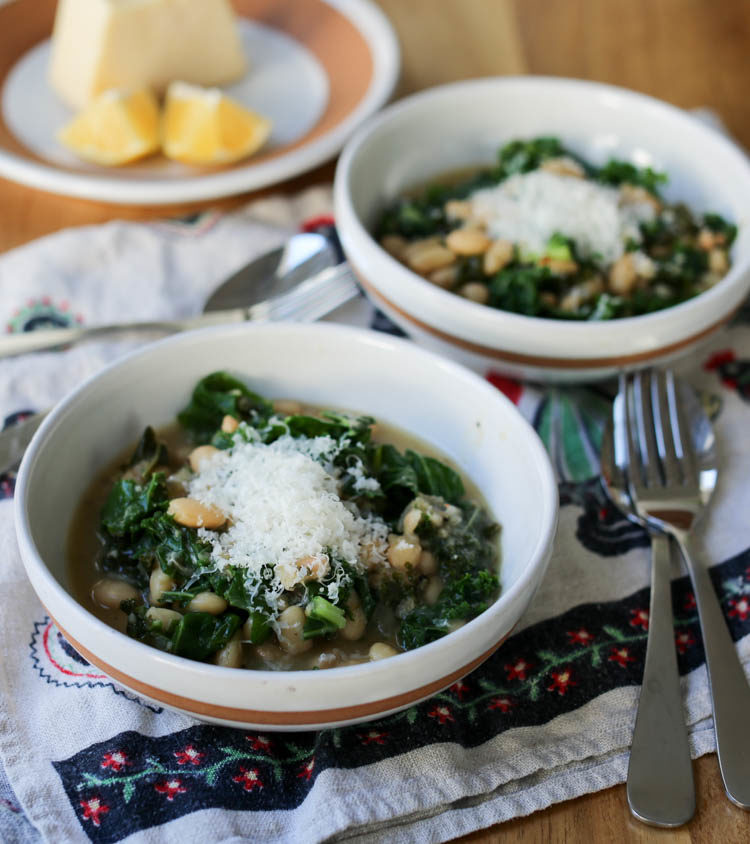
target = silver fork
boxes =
[619,369,750,809]
[603,387,694,827]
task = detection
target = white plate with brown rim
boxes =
[0,0,399,204]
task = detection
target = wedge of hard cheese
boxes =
[49,0,247,110]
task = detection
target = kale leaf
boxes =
[703,213,737,245]
[398,569,499,650]
[100,473,168,537]
[367,444,465,518]
[169,612,242,661]
[488,265,549,315]
[595,159,667,196]
[178,372,274,442]
[496,136,567,178]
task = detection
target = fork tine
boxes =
[651,370,683,486]
[631,370,663,489]
[622,373,648,491]
[665,370,699,485]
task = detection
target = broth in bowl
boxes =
[69,372,501,671]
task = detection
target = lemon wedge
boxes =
[162,82,272,165]
[57,89,161,166]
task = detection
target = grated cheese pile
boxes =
[187,434,388,604]
[468,170,656,264]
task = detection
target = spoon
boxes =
[0,232,337,359]
[0,232,343,469]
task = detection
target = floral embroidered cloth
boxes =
[1,186,750,844]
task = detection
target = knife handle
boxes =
[627,532,695,826]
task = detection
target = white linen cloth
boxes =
[0,183,749,844]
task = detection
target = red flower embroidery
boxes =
[704,349,736,370]
[174,745,204,766]
[629,609,649,630]
[428,705,454,724]
[728,597,750,622]
[567,628,594,646]
[298,758,315,781]
[100,751,130,772]
[609,646,635,667]
[80,797,109,827]
[449,681,470,700]
[486,372,523,405]
[505,658,532,681]
[684,593,697,611]
[154,779,187,801]
[246,735,273,753]
[675,630,696,654]
[359,730,388,745]
[301,215,335,232]
[233,767,264,792]
[547,668,576,695]
[488,696,514,713]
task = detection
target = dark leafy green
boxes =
[178,372,274,442]
[595,159,667,195]
[100,473,167,537]
[170,612,242,661]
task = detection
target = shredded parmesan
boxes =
[468,170,656,264]
[187,435,389,607]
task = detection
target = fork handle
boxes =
[627,532,695,826]
[677,533,750,808]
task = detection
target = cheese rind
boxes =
[49,0,247,110]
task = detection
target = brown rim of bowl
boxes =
[355,270,738,370]
[53,615,513,726]
[0,0,374,171]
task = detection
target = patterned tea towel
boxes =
[1,183,750,844]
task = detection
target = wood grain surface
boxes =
[1,0,750,840]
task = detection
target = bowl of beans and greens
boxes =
[334,77,750,382]
[15,323,557,729]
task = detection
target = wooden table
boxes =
[2,1,749,840]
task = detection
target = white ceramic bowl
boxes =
[334,76,750,383]
[15,323,557,730]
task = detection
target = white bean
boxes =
[483,239,514,275]
[188,445,220,473]
[407,242,456,274]
[369,642,399,661]
[445,228,491,256]
[387,534,421,570]
[402,508,421,537]
[458,282,490,304]
[212,632,244,668]
[168,497,226,529]
[149,567,175,606]
[419,550,438,576]
[221,415,239,433]
[187,592,227,615]
[277,606,312,655]
[92,578,140,610]
[340,594,367,642]
[423,576,443,606]
[145,607,182,632]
